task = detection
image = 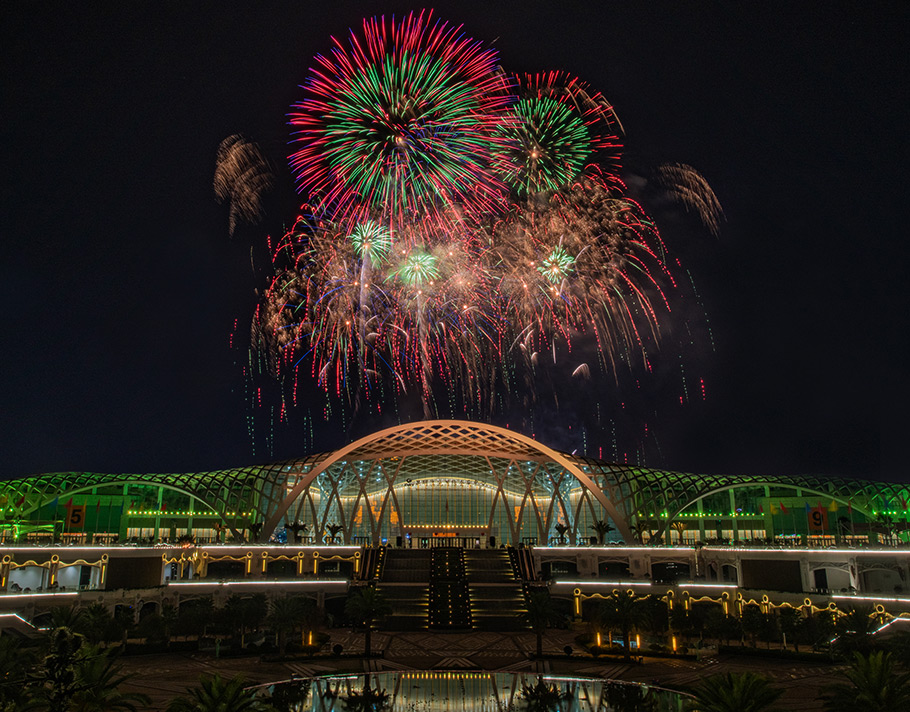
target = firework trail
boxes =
[214,135,274,237]
[657,163,724,235]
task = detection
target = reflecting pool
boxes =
[266,671,686,711]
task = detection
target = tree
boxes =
[0,636,38,709]
[344,586,392,657]
[267,679,311,712]
[341,678,391,712]
[49,605,88,633]
[326,523,344,544]
[30,628,86,712]
[822,651,910,711]
[669,520,687,545]
[521,591,564,657]
[268,595,319,656]
[167,674,272,712]
[177,597,214,639]
[629,522,651,545]
[685,672,782,712]
[221,594,268,649]
[517,679,572,712]
[597,591,643,661]
[777,608,802,650]
[284,520,309,544]
[740,606,767,647]
[81,603,113,646]
[553,523,569,545]
[605,682,657,712]
[835,606,881,656]
[69,647,151,712]
[590,519,614,545]
[796,609,836,651]
[636,595,669,641]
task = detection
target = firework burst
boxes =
[496,72,622,196]
[289,10,514,230]
[244,11,718,439]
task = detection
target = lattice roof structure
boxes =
[0,420,904,544]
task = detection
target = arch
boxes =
[658,480,876,541]
[260,419,632,542]
[2,474,249,540]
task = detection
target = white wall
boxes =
[8,566,47,590]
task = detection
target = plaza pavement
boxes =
[118,630,846,711]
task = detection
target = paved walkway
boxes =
[118,632,846,711]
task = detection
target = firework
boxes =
[489,171,672,373]
[496,72,622,196]
[214,135,274,236]
[246,12,719,433]
[289,10,514,230]
[657,163,724,235]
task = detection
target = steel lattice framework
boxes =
[0,420,902,544]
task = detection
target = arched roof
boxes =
[2,419,903,544]
[259,420,633,541]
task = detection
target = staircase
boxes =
[429,548,472,629]
[377,549,430,630]
[464,549,528,631]
[377,547,529,631]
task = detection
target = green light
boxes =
[538,246,575,284]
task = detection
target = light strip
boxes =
[167,580,345,587]
[554,580,736,589]
[554,580,654,588]
[541,546,695,552]
[703,547,910,555]
[0,613,33,625]
[0,592,79,600]
[831,594,910,604]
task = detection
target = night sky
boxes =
[1,2,898,483]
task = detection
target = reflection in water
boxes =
[274,671,685,712]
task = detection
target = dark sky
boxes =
[1,2,899,482]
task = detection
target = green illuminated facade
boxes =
[1,420,905,547]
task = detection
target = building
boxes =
[1,420,908,617]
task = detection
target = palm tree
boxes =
[167,674,271,712]
[81,603,113,646]
[521,591,564,657]
[284,520,309,544]
[822,651,910,711]
[590,519,614,545]
[629,521,651,545]
[344,586,392,657]
[685,672,782,712]
[517,679,572,712]
[268,595,319,656]
[835,606,880,655]
[69,648,151,712]
[597,590,643,661]
[49,604,88,633]
[669,520,687,544]
[326,523,344,544]
[341,678,391,712]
